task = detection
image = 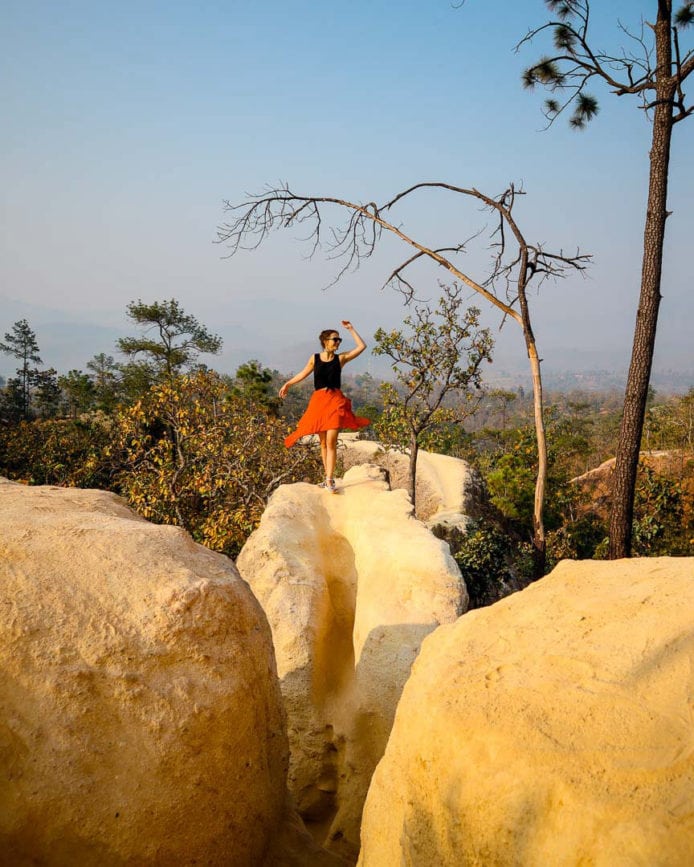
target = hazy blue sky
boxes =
[1,0,692,384]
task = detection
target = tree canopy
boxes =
[117,299,222,380]
[373,282,493,506]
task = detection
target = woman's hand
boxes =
[279,383,289,399]
[341,319,355,331]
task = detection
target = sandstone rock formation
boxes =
[358,557,694,866]
[236,464,467,861]
[0,478,290,866]
[340,435,483,528]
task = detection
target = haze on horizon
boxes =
[1,0,692,387]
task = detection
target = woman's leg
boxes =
[318,431,328,477]
[325,428,339,480]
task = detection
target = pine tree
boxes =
[520,0,694,555]
[117,299,222,381]
[0,319,43,419]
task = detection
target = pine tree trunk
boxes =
[21,360,30,420]
[609,7,674,558]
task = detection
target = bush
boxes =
[113,370,323,558]
[433,521,532,609]
[0,414,115,488]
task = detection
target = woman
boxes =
[279,320,370,493]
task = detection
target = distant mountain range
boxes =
[484,366,693,395]
[1,307,691,395]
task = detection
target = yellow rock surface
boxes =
[0,478,288,866]
[359,558,694,866]
[340,435,482,526]
[237,464,467,860]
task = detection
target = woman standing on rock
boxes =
[279,321,370,493]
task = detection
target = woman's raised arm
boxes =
[339,320,366,364]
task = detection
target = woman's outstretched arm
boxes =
[279,355,314,399]
[339,320,366,364]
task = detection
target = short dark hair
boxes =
[319,329,339,348]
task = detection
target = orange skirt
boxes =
[285,388,370,448]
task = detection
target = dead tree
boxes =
[217,181,590,575]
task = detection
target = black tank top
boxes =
[313,353,341,390]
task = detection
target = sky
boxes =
[1,0,692,387]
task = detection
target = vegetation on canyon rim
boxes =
[1,300,692,595]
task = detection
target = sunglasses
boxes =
[329,337,342,344]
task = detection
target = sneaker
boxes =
[327,478,337,494]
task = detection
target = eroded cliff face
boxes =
[236,464,468,861]
[0,478,289,866]
[6,462,688,866]
[340,436,485,527]
[358,557,694,866]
